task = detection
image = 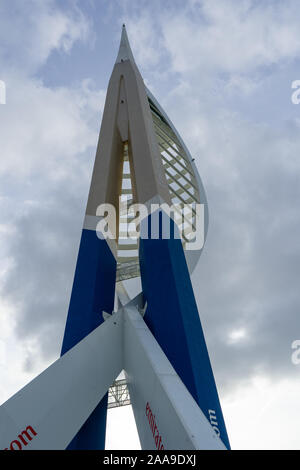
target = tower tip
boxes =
[116,24,135,64]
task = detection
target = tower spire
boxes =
[116,24,136,64]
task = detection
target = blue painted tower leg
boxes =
[139,210,230,449]
[61,228,116,450]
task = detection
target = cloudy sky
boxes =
[1,0,300,450]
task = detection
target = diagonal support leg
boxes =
[123,304,226,450]
[0,311,123,450]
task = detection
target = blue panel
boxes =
[61,229,116,354]
[140,211,230,449]
[61,228,116,450]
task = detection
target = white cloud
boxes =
[162,0,300,75]
[223,376,300,449]
[0,74,105,179]
[0,0,91,73]
[228,328,248,345]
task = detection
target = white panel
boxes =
[0,312,123,450]
[123,305,226,450]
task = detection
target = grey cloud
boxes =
[1,179,90,368]
[188,111,300,392]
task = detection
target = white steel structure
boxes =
[0,26,230,451]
